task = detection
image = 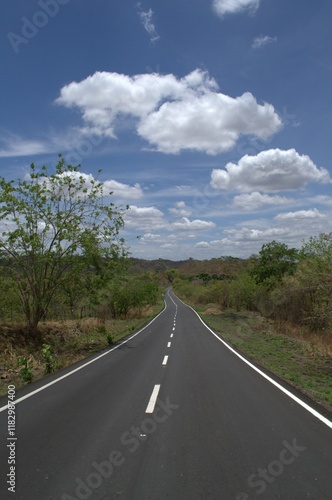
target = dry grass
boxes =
[0,302,163,396]
[273,320,332,357]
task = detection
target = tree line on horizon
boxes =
[173,235,332,335]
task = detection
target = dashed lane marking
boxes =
[146,384,161,414]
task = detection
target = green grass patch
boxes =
[197,305,332,411]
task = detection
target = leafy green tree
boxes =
[0,275,21,321]
[250,240,299,290]
[106,275,159,318]
[298,232,332,294]
[300,232,332,263]
[0,155,127,330]
[230,271,260,311]
[165,269,178,284]
[107,280,133,318]
[197,272,211,283]
[296,232,332,329]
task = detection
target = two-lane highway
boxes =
[0,289,331,499]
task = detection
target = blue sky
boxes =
[1,0,332,259]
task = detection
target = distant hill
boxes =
[129,258,187,273]
[129,256,248,277]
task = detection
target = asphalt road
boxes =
[0,289,331,499]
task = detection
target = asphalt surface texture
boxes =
[0,289,331,499]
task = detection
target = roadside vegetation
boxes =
[0,259,163,395]
[0,158,162,394]
[173,236,332,411]
[0,299,164,396]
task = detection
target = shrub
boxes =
[18,357,33,383]
[106,333,113,345]
[41,344,55,374]
[250,240,299,290]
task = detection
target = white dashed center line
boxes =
[146,384,161,413]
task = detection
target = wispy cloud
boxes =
[0,132,55,158]
[137,5,160,43]
[252,35,277,49]
[0,128,104,163]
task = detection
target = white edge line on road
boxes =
[171,291,332,430]
[146,384,161,413]
[0,301,168,413]
[162,356,168,366]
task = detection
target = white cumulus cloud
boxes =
[233,192,292,210]
[224,226,292,241]
[124,205,165,230]
[103,180,143,199]
[275,208,326,220]
[138,91,281,154]
[213,0,261,17]
[56,71,186,137]
[171,217,216,231]
[56,69,282,155]
[311,195,332,206]
[211,148,331,192]
[141,233,163,242]
[195,241,211,248]
[168,201,192,216]
[140,233,177,244]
